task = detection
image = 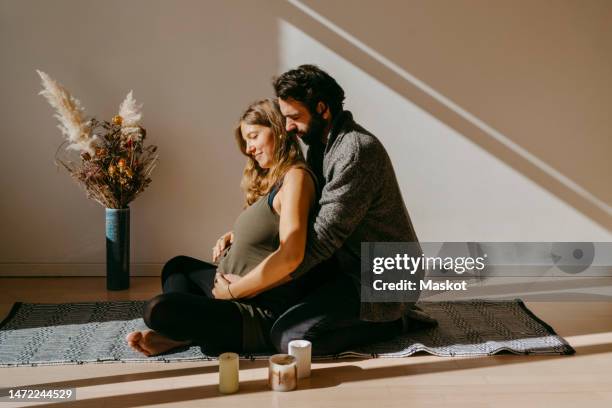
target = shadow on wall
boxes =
[276,0,612,232]
[1,0,610,268]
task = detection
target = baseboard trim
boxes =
[0,263,162,277]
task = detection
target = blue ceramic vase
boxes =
[105,207,130,290]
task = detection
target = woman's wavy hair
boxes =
[234,98,305,206]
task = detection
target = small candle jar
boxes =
[268,354,298,391]
[288,340,312,379]
[218,352,239,394]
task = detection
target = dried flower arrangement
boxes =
[37,70,158,209]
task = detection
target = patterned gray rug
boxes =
[0,300,574,367]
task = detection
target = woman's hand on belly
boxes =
[221,273,243,284]
[212,231,234,263]
[212,273,243,299]
[212,275,231,300]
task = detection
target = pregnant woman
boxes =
[126,98,319,356]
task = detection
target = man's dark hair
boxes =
[273,64,345,117]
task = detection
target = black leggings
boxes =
[269,272,403,356]
[143,255,245,354]
[144,255,403,356]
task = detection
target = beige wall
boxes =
[0,0,279,273]
[283,0,612,233]
[0,0,610,276]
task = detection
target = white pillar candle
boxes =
[288,340,312,379]
[268,354,298,391]
[218,352,239,394]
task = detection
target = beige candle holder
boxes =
[218,352,239,394]
[268,354,298,391]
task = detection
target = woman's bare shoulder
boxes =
[283,166,316,191]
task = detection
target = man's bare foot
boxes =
[126,330,191,356]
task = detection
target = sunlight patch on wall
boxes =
[277,20,612,241]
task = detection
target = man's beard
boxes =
[298,112,327,146]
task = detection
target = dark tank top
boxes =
[218,167,318,280]
[217,168,318,316]
[217,188,281,277]
[214,168,321,353]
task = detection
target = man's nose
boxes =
[286,119,296,132]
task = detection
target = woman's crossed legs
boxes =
[127,256,244,356]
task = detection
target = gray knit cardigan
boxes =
[290,111,422,322]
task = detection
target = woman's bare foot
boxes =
[126,330,191,356]
[126,331,148,355]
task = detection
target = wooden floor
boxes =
[1,277,611,407]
